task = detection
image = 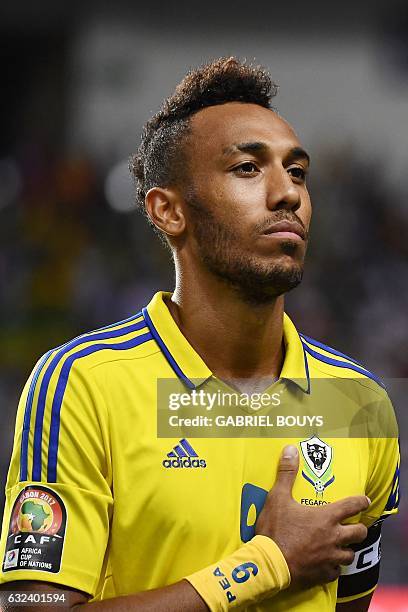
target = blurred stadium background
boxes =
[0,1,407,607]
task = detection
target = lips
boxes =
[262,220,305,240]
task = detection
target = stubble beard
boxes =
[188,197,305,306]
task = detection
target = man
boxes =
[0,58,399,611]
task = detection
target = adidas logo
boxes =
[162,438,207,469]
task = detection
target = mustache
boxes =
[254,211,309,240]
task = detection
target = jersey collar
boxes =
[143,291,310,393]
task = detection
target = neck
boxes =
[166,260,285,386]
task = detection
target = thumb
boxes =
[274,445,299,498]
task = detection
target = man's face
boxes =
[181,102,312,304]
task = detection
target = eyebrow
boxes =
[222,141,267,156]
[286,146,311,166]
[222,141,311,165]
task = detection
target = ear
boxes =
[145,187,186,237]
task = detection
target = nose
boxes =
[266,166,301,212]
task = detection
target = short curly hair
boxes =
[129,57,278,217]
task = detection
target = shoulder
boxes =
[17,311,159,481]
[26,311,159,407]
[39,310,158,376]
[299,333,386,394]
[299,334,398,439]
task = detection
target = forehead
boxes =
[189,102,302,157]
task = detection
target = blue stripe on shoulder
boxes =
[22,317,147,483]
[46,331,153,482]
[20,350,53,481]
[20,332,88,482]
[385,463,400,512]
[302,342,385,388]
[300,334,365,367]
[142,307,195,390]
[301,340,311,394]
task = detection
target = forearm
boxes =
[0,580,208,612]
[0,535,289,611]
[77,580,207,611]
[85,535,289,611]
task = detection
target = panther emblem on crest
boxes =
[307,443,327,471]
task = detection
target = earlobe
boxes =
[145,187,186,237]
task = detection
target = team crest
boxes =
[300,436,335,497]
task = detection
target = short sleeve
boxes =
[363,393,400,526]
[0,351,113,597]
[337,392,400,603]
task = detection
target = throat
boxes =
[211,337,285,391]
[165,289,286,384]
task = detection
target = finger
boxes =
[324,566,342,583]
[330,495,371,522]
[338,523,368,546]
[336,548,355,566]
[273,445,299,499]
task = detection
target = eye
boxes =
[232,162,259,175]
[288,166,307,182]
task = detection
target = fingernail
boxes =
[282,445,298,459]
[366,496,371,505]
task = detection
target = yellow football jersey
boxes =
[0,291,400,611]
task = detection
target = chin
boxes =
[229,263,304,305]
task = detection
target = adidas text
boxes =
[163,458,207,469]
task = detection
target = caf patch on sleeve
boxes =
[3,485,67,574]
